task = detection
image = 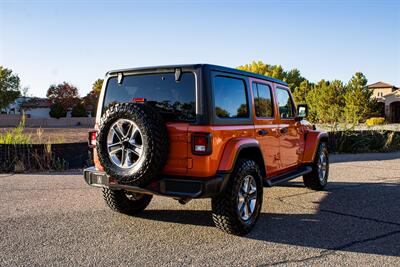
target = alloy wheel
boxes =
[106,119,144,169]
[237,175,258,221]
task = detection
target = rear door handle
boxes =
[258,129,268,136]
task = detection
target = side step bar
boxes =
[264,166,312,187]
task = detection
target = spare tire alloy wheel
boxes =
[96,103,169,186]
[107,119,144,169]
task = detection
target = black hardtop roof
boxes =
[107,64,288,86]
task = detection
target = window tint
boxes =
[276,88,295,119]
[252,82,273,118]
[214,76,248,118]
[103,72,196,122]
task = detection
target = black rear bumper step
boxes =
[264,166,312,187]
[83,167,230,199]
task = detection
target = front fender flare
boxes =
[303,131,329,163]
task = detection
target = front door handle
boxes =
[258,129,268,136]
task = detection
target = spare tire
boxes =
[96,103,169,186]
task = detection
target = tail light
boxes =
[88,130,97,148]
[192,133,212,155]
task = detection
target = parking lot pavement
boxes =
[1,152,400,266]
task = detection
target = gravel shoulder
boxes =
[1,152,399,266]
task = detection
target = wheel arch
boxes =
[218,138,266,178]
[302,130,329,163]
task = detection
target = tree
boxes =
[237,103,248,117]
[46,82,79,110]
[292,80,311,104]
[237,61,379,124]
[49,102,67,119]
[284,68,306,94]
[22,86,29,97]
[237,60,269,75]
[305,80,346,123]
[215,107,230,118]
[83,91,98,117]
[238,61,306,94]
[83,78,104,117]
[368,99,385,117]
[0,66,21,109]
[343,72,371,123]
[92,79,103,96]
[71,102,87,117]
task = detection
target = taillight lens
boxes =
[192,133,212,155]
[88,130,97,148]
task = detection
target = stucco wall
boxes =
[24,108,51,118]
[372,87,395,98]
[384,91,400,122]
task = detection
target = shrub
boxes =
[365,117,385,127]
[0,114,31,144]
[328,130,400,153]
[71,103,87,117]
[49,102,67,118]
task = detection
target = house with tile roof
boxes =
[368,82,400,123]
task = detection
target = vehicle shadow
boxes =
[138,181,400,257]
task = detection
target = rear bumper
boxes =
[83,167,230,199]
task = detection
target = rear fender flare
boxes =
[218,138,265,175]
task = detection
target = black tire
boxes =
[211,159,263,235]
[303,142,329,190]
[102,188,153,215]
[96,103,169,186]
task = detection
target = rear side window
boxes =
[252,82,273,118]
[276,88,295,119]
[214,76,248,118]
[103,72,196,122]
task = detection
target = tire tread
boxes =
[211,159,263,235]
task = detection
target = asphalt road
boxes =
[1,152,400,266]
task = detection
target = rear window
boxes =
[103,72,196,122]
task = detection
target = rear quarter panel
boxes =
[186,125,255,178]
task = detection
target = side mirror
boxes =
[295,104,308,121]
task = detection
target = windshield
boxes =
[103,72,196,122]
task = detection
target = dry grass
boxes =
[0,127,90,144]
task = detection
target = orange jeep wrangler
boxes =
[84,64,329,235]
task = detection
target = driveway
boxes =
[1,152,399,266]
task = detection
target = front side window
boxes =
[252,82,273,118]
[103,72,196,122]
[214,76,249,118]
[276,88,295,119]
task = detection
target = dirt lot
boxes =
[0,127,89,143]
[1,152,399,266]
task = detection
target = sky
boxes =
[1,0,399,97]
